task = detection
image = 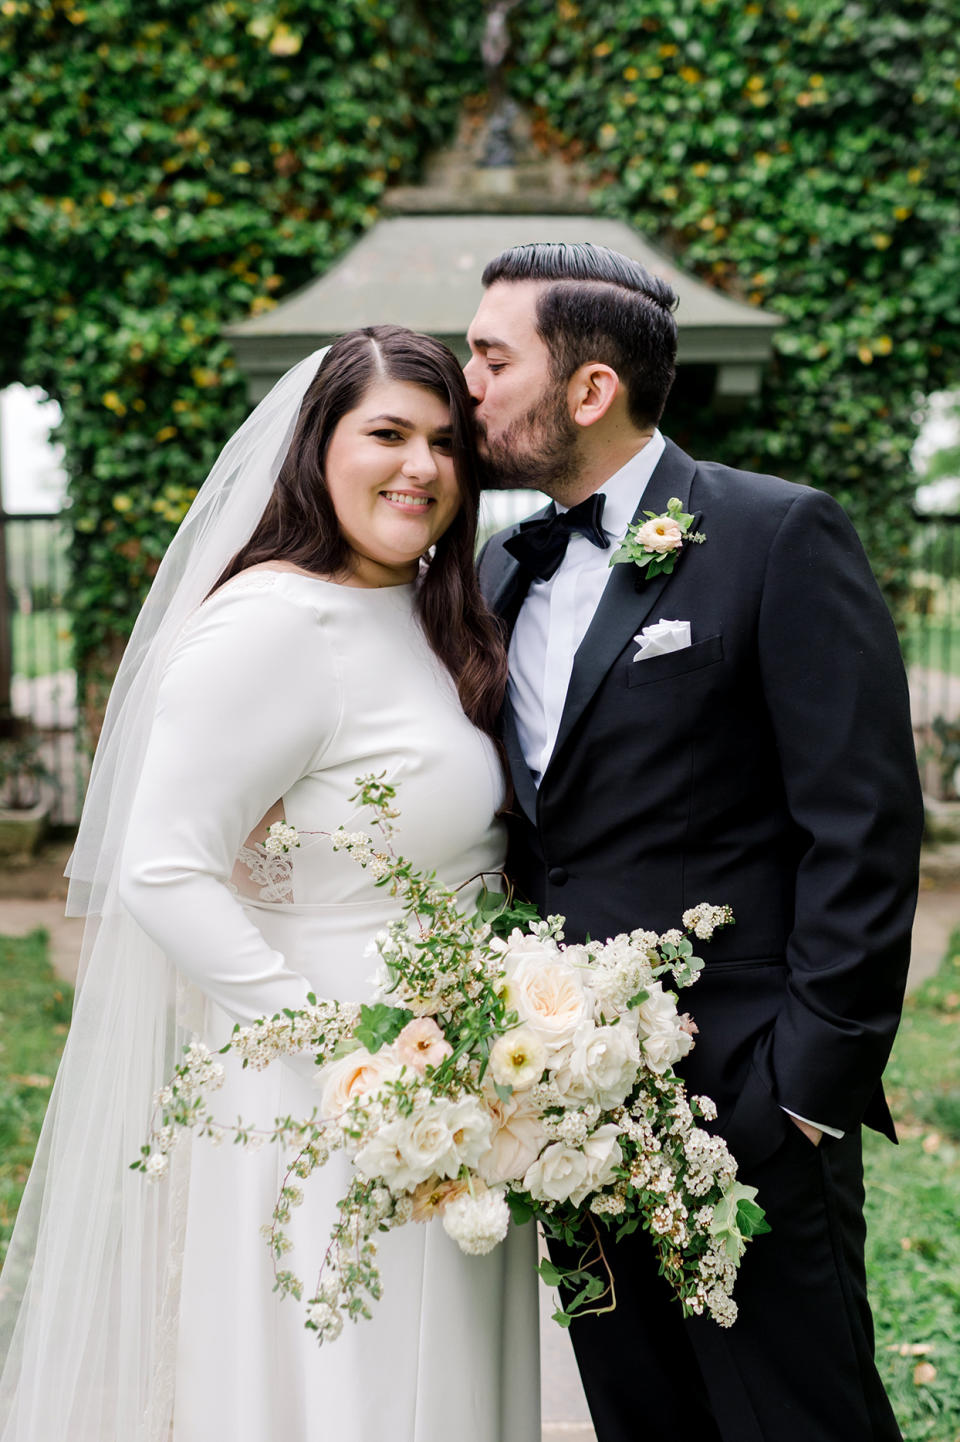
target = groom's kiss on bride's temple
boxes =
[472,240,923,1442]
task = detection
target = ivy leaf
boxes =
[736,1198,772,1238]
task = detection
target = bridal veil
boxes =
[0,348,327,1441]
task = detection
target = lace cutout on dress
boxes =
[235,841,296,903]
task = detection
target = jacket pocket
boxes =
[625,632,723,687]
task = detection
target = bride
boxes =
[0,326,540,1442]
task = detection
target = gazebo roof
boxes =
[225,213,781,403]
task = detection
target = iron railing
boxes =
[903,512,960,798]
[1,511,86,824]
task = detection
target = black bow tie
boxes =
[503,493,608,582]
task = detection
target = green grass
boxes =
[0,929,73,1265]
[10,609,73,680]
[0,929,957,1442]
[865,937,960,1442]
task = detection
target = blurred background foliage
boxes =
[1,0,959,710]
[508,0,960,609]
[0,0,482,721]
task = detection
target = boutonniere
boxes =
[610,497,706,580]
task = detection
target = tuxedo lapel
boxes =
[482,507,550,825]
[503,702,538,823]
[546,441,698,774]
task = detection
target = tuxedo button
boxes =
[548,866,568,886]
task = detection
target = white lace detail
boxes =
[228,570,284,589]
[236,841,295,902]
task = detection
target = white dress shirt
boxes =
[508,431,666,783]
[505,430,841,1142]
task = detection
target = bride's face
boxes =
[324,379,462,587]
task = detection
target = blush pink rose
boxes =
[635,516,683,554]
[395,1017,453,1073]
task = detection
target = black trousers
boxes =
[548,1126,901,1442]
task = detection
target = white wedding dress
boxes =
[118,569,540,1442]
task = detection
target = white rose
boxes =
[489,1026,547,1090]
[444,1096,495,1171]
[506,955,592,1053]
[354,1120,419,1190]
[576,1123,623,1204]
[397,1107,461,1182]
[640,1022,694,1074]
[499,931,563,967]
[477,1096,547,1185]
[552,1021,640,1109]
[318,1047,403,1119]
[632,980,679,1038]
[522,1141,590,1205]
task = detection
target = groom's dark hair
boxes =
[481,242,679,428]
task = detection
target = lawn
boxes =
[864,936,960,1442]
[0,930,958,1441]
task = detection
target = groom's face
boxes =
[465,280,579,491]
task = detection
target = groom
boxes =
[468,242,923,1442]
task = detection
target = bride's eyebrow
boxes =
[366,414,452,434]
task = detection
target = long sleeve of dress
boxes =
[118,582,340,1027]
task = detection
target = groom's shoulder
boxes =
[672,440,840,530]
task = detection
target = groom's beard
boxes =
[476,381,579,493]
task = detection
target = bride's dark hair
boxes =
[215,325,507,737]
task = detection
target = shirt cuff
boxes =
[781,1106,845,1140]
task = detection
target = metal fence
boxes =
[2,511,87,824]
[903,512,960,798]
[2,503,956,819]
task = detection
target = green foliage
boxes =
[0,0,481,690]
[864,935,960,1440]
[0,930,73,1264]
[507,0,960,607]
[353,1001,413,1054]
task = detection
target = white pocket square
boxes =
[632,618,692,661]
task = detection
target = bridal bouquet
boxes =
[137,776,768,1343]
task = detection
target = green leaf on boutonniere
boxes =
[611,496,706,580]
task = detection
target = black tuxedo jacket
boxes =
[479,438,923,1171]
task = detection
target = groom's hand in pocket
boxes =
[789,1116,822,1147]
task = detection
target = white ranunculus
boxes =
[552,1021,640,1109]
[318,1047,403,1119]
[522,1141,590,1205]
[441,1188,511,1255]
[477,1096,547,1185]
[489,1026,547,1090]
[506,954,593,1053]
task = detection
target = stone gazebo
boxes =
[225,113,782,414]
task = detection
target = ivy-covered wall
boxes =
[0,0,480,723]
[2,0,958,721]
[508,0,960,607]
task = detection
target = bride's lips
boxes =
[379,489,435,512]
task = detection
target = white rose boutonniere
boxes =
[611,496,706,580]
